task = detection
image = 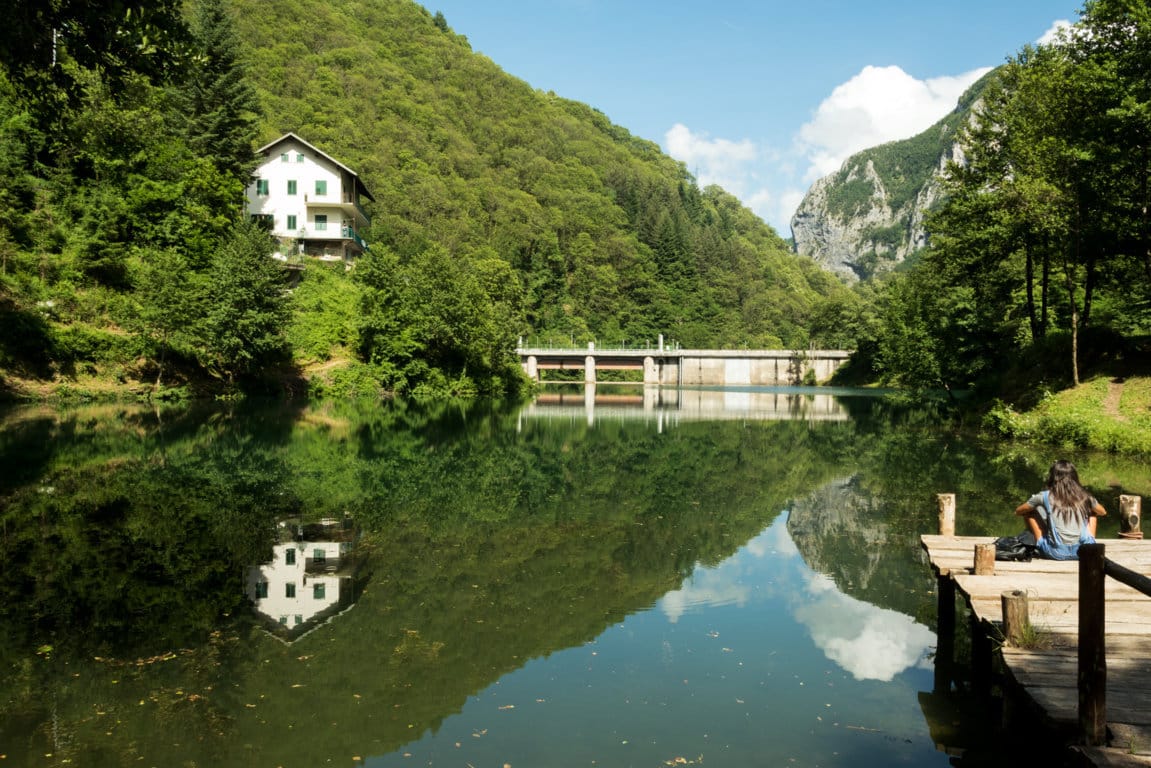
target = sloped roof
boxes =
[257,132,375,202]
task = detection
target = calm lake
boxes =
[2,387,1149,767]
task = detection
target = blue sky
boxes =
[422,1,1077,235]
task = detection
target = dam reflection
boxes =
[517,384,849,428]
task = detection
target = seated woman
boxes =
[1015,459,1107,560]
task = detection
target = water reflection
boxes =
[245,517,362,641]
[661,513,935,682]
[3,398,1145,767]
[518,384,848,428]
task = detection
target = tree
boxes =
[182,0,259,182]
[133,249,201,390]
[199,222,289,384]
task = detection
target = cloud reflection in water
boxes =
[658,514,935,681]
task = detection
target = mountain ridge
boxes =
[791,71,995,281]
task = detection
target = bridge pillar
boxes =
[525,355,539,381]
[643,356,658,385]
[584,355,596,384]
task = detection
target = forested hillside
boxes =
[862,0,1151,408]
[0,0,853,400]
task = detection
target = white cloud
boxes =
[796,64,991,181]
[662,64,993,234]
[1038,19,1074,45]
[664,123,780,230]
[665,123,757,175]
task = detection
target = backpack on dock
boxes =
[994,531,1038,561]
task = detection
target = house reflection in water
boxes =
[245,517,362,641]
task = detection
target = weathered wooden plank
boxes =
[1105,724,1151,757]
[955,572,1149,600]
[922,532,1151,763]
[968,598,1151,635]
[1021,684,1151,726]
[1074,746,1151,767]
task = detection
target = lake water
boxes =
[2,387,1148,767]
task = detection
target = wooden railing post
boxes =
[938,493,956,536]
[1079,543,1107,746]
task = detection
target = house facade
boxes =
[244,517,360,641]
[246,133,374,264]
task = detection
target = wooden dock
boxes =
[922,534,1151,767]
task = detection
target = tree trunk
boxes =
[1083,245,1097,329]
[1025,235,1040,340]
[1040,248,1050,338]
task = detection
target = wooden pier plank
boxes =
[921,534,1151,766]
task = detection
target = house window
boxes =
[285,583,296,598]
[281,153,289,162]
[255,179,269,196]
[285,548,296,565]
[313,548,327,563]
[295,615,303,625]
[314,214,327,232]
[255,581,268,599]
[286,215,297,230]
[314,583,326,599]
[296,153,304,163]
[315,180,327,196]
[287,180,297,195]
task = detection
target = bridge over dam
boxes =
[517,385,850,431]
[517,344,852,386]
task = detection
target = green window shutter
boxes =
[315,214,327,231]
[287,215,297,230]
[287,180,297,195]
[315,180,327,196]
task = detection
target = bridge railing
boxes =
[517,338,681,354]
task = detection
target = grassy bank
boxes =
[985,375,1151,455]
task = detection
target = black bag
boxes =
[994,531,1037,562]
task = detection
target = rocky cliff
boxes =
[791,73,993,281]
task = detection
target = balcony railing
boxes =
[341,225,367,250]
[343,196,370,225]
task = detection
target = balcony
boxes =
[341,225,367,251]
[304,194,370,228]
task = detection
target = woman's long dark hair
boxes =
[1045,459,1092,525]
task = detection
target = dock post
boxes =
[974,543,996,575]
[938,494,956,536]
[1079,542,1107,746]
[970,612,993,696]
[933,575,956,693]
[1119,495,1142,539]
[1001,589,1030,646]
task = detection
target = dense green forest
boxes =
[857,0,1151,404]
[0,0,854,400]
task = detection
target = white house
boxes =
[245,133,374,263]
[244,518,359,640]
